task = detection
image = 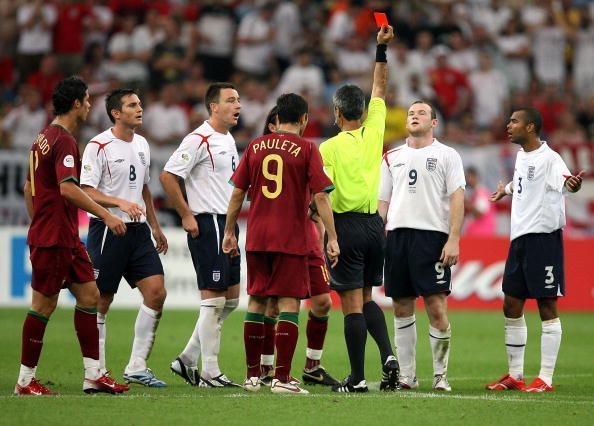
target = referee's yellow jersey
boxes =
[319,97,386,214]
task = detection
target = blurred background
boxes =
[0,0,592,309]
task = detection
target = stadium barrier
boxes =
[1,227,592,311]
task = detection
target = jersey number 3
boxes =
[262,154,283,199]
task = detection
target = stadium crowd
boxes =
[1,0,593,150]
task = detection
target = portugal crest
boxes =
[426,158,437,172]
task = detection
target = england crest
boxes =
[426,158,437,172]
[528,166,535,181]
[138,151,146,166]
[212,271,221,282]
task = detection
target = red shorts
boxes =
[30,241,95,296]
[307,253,330,298]
[247,252,309,299]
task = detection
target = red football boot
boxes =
[14,378,58,395]
[84,372,130,394]
[485,374,526,390]
[523,377,554,393]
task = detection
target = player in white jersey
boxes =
[81,88,169,387]
[378,100,465,392]
[486,108,583,393]
[160,82,242,388]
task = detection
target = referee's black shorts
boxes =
[326,212,385,292]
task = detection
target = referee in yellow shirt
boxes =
[320,25,398,393]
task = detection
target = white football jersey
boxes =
[509,142,570,241]
[379,139,466,233]
[164,121,238,215]
[81,128,150,223]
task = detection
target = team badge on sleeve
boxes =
[181,152,191,162]
[426,158,437,172]
[63,155,75,168]
[138,152,146,166]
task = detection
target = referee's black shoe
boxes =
[332,376,369,393]
[302,366,340,386]
[380,355,401,391]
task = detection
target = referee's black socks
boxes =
[363,301,394,363]
[344,313,367,383]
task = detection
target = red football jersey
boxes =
[27,124,81,248]
[231,131,333,255]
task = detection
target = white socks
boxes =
[505,316,527,380]
[83,357,101,380]
[199,297,226,380]
[306,348,323,361]
[126,304,161,373]
[261,354,275,366]
[220,298,239,324]
[394,315,416,379]
[97,313,107,374]
[17,365,36,387]
[539,318,562,386]
[429,324,451,376]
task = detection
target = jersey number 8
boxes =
[262,154,283,199]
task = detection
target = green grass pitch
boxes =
[0,308,592,425]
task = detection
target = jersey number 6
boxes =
[262,154,283,199]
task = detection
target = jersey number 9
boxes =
[262,154,283,199]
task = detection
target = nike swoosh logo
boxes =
[305,373,324,382]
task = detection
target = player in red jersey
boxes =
[258,107,339,387]
[223,93,340,394]
[15,76,129,396]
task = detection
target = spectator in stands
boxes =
[447,31,478,73]
[85,0,114,48]
[428,45,471,120]
[469,52,509,130]
[573,7,594,98]
[234,2,276,79]
[132,8,165,64]
[496,14,531,92]
[1,85,46,149]
[275,48,325,101]
[150,16,188,90]
[550,111,589,146]
[272,0,303,73]
[577,95,594,139]
[533,83,568,137]
[463,166,496,236]
[27,54,63,106]
[53,0,91,76]
[194,3,236,82]
[533,11,567,86]
[16,0,57,82]
[105,15,148,85]
[143,83,189,146]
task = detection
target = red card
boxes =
[373,12,389,28]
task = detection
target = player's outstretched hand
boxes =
[490,181,507,202]
[440,238,459,267]
[119,200,145,222]
[377,25,394,45]
[222,233,239,257]
[153,227,168,254]
[326,239,340,268]
[564,170,584,193]
[182,214,199,238]
[106,214,126,236]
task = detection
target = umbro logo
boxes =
[114,159,125,163]
[544,285,555,289]
[437,280,447,284]
[394,163,405,168]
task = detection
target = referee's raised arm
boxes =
[370,25,394,100]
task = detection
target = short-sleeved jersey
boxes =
[230,131,334,255]
[509,142,570,241]
[379,139,466,234]
[164,121,238,214]
[81,128,150,223]
[27,124,81,248]
[319,97,386,214]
